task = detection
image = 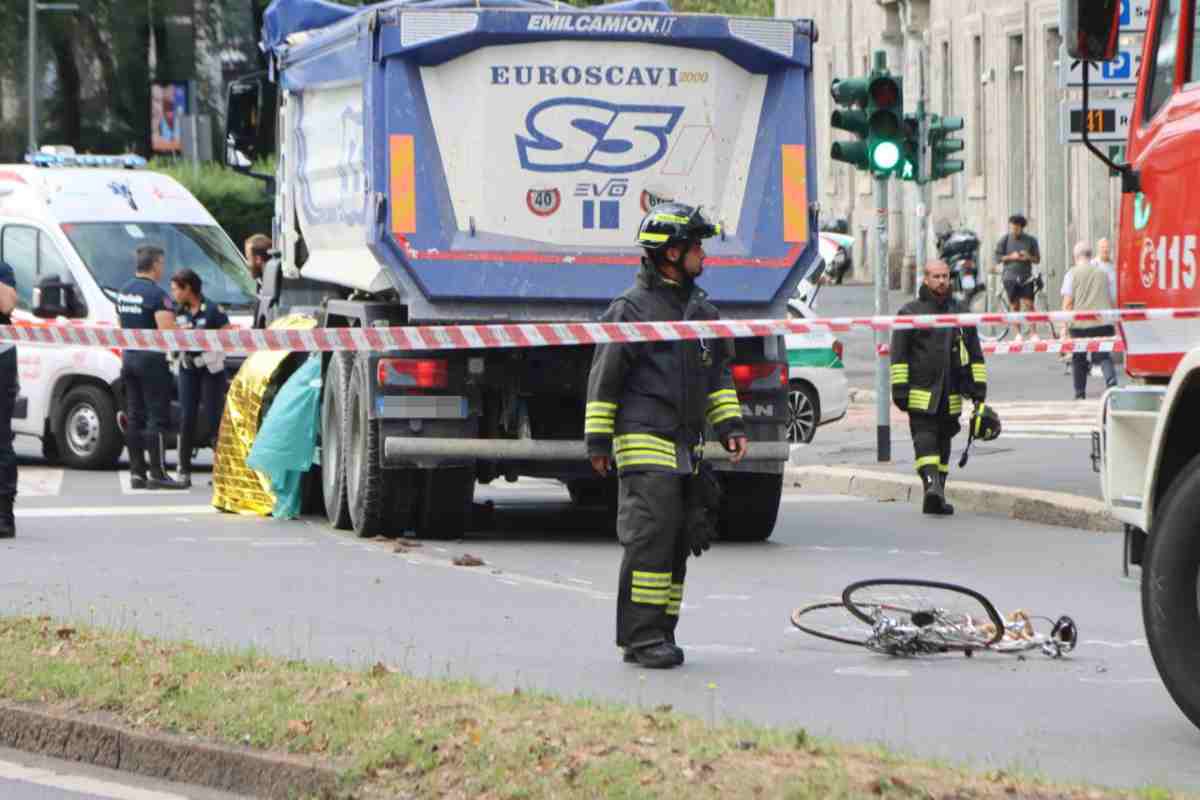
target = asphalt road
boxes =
[811,284,1123,404]
[0,460,1195,796]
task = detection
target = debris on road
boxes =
[453,553,486,567]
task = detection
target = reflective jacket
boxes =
[890,286,987,416]
[585,262,745,475]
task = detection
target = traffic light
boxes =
[865,72,904,175]
[830,77,870,170]
[928,114,965,180]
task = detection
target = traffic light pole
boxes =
[914,49,928,295]
[874,173,890,463]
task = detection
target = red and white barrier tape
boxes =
[876,338,1125,356]
[0,307,1192,354]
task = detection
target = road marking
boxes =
[705,594,751,601]
[835,666,911,678]
[1079,677,1160,685]
[250,539,315,548]
[390,547,615,601]
[567,578,594,585]
[169,536,197,542]
[685,644,757,654]
[17,504,216,518]
[780,494,866,504]
[1083,639,1148,649]
[0,758,189,800]
[18,467,63,497]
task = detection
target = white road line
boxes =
[834,666,912,678]
[780,494,866,504]
[18,467,63,497]
[0,759,189,800]
[1083,639,1148,649]
[250,540,315,548]
[17,504,216,518]
[705,594,752,601]
[1079,677,1160,685]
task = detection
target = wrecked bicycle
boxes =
[790,579,1078,658]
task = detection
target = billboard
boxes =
[151,81,189,154]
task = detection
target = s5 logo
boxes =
[516,98,683,174]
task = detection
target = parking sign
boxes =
[1119,0,1150,32]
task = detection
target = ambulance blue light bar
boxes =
[25,152,146,169]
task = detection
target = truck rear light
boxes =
[377,358,448,389]
[731,362,787,392]
[833,339,844,362]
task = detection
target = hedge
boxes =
[148,159,275,251]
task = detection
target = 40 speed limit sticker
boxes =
[526,187,561,217]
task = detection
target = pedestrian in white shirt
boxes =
[1061,241,1118,399]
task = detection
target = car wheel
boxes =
[56,385,123,470]
[786,382,819,444]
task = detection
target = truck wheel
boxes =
[321,353,353,529]
[718,473,783,542]
[345,355,391,538]
[566,477,618,510]
[1142,453,1200,731]
[55,385,122,470]
[413,467,475,540]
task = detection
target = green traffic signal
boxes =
[866,74,903,176]
[929,114,965,180]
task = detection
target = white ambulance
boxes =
[0,147,256,469]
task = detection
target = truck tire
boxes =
[345,355,391,538]
[566,477,618,510]
[1142,453,1200,731]
[413,467,474,540]
[718,473,783,542]
[321,353,353,529]
[55,385,123,470]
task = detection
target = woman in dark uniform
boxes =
[170,269,230,488]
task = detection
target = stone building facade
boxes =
[775,0,1124,299]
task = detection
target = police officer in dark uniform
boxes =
[586,203,748,669]
[117,245,186,490]
[170,268,230,488]
[0,260,20,537]
[890,260,987,515]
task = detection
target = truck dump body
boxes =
[265,0,818,320]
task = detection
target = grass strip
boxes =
[0,615,1185,800]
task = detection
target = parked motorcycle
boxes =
[935,227,983,305]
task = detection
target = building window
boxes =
[972,35,987,179]
[941,40,952,116]
[1145,0,1181,120]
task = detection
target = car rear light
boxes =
[833,339,844,362]
[731,361,787,392]
[377,358,448,389]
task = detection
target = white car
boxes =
[0,147,255,469]
[783,298,849,443]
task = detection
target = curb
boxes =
[0,701,344,799]
[786,465,1121,533]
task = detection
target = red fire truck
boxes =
[1072,0,1200,731]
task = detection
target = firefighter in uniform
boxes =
[0,260,19,538]
[585,203,748,669]
[117,245,186,490]
[170,268,230,488]
[890,260,987,515]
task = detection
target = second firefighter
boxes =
[585,203,748,670]
[890,260,987,515]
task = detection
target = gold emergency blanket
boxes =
[211,314,317,515]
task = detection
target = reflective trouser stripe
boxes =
[631,568,671,607]
[614,434,678,470]
[890,364,909,385]
[666,582,684,616]
[914,455,941,471]
[972,364,987,383]
[909,390,932,411]
[948,394,963,415]
[939,463,950,473]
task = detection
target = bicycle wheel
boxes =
[1033,288,1058,340]
[970,285,1009,342]
[790,602,874,647]
[841,579,1005,648]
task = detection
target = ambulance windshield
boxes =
[60,222,256,310]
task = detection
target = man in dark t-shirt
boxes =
[993,213,1041,341]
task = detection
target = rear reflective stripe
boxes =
[389,134,416,234]
[781,144,808,243]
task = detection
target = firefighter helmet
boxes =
[636,203,721,251]
[970,403,1002,442]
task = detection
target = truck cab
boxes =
[0,148,256,469]
[1071,0,1200,733]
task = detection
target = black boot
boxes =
[146,435,186,490]
[0,495,14,538]
[128,436,148,490]
[176,429,193,489]
[936,472,955,516]
[919,465,945,515]
[627,642,681,669]
[625,642,684,665]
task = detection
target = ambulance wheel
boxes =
[321,353,353,529]
[718,473,782,542]
[1142,453,1200,731]
[345,355,391,538]
[56,385,122,470]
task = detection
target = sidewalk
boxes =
[788,398,1119,532]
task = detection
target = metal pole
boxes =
[27,0,36,152]
[914,47,928,294]
[875,174,891,463]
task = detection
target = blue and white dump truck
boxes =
[225,0,820,540]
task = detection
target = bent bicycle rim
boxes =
[841,579,1005,648]
[790,602,875,647]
